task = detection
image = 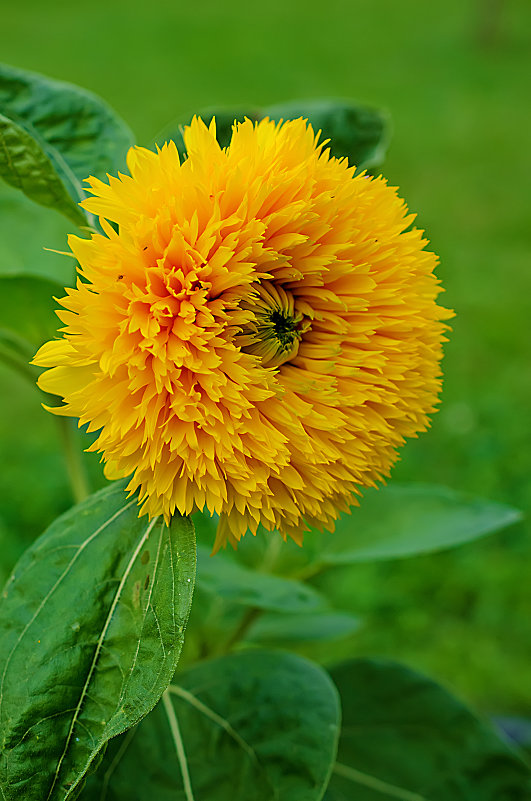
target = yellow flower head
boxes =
[34,117,451,551]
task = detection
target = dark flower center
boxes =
[269,310,300,346]
[237,282,311,368]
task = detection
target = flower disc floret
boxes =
[34,117,452,550]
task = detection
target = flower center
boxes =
[237,282,311,368]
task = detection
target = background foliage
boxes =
[0,0,529,722]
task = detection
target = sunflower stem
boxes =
[289,560,327,582]
[222,606,262,653]
[260,534,283,573]
[56,417,90,504]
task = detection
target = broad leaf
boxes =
[0,482,196,801]
[0,63,134,222]
[0,517,21,591]
[307,484,523,566]
[82,650,340,801]
[246,610,361,644]
[196,544,323,612]
[325,659,531,801]
[177,542,348,666]
[0,274,63,346]
[0,183,74,284]
[154,98,389,172]
[154,105,261,158]
[0,112,86,225]
[263,98,390,170]
[198,486,522,581]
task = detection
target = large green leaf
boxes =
[0,182,74,284]
[0,62,134,279]
[0,517,21,591]
[82,650,340,801]
[155,98,389,171]
[246,610,361,644]
[264,98,390,170]
[0,112,86,225]
[0,273,63,388]
[310,484,523,566]
[0,63,134,199]
[0,482,196,801]
[202,485,522,581]
[154,105,261,157]
[325,659,531,801]
[196,544,323,612]
[0,274,63,347]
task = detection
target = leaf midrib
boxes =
[48,516,160,800]
[168,684,258,764]
[0,497,137,729]
[91,681,262,801]
[163,691,195,801]
[333,762,429,801]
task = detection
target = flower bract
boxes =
[34,117,452,550]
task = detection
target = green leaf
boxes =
[196,544,323,612]
[0,517,22,591]
[0,274,63,347]
[0,276,63,384]
[307,484,523,566]
[0,182,74,284]
[0,112,86,225]
[325,659,531,801]
[263,98,391,170]
[246,610,361,644]
[0,63,134,223]
[0,62,134,279]
[154,99,389,173]
[195,485,522,582]
[153,105,261,158]
[83,650,340,801]
[0,482,196,801]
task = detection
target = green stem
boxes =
[56,416,90,504]
[289,560,327,582]
[223,606,262,653]
[260,534,283,573]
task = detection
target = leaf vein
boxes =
[162,691,195,801]
[45,515,159,800]
[168,684,258,764]
[333,762,429,801]
[0,499,137,722]
[122,519,165,692]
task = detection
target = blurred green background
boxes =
[0,0,530,713]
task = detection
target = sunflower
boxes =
[34,117,451,550]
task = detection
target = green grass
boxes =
[1,0,530,713]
